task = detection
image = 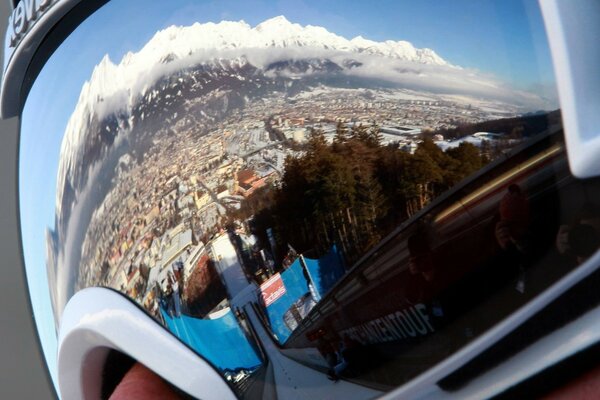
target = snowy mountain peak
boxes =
[268,15,291,24]
[255,15,294,31]
[350,35,376,47]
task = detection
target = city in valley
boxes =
[75,85,520,324]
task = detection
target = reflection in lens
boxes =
[21,1,600,398]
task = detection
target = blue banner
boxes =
[263,259,310,342]
[161,307,262,372]
[304,245,345,298]
[263,246,345,343]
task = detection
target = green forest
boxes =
[236,111,559,267]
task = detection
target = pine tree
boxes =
[445,142,484,185]
[307,127,327,154]
[367,123,383,147]
[350,123,370,144]
[415,138,451,195]
[355,170,387,247]
[407,150,443,210]
[333,121,348,145]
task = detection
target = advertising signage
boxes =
[260,273,286,307]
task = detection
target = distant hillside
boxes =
[427,109,562,140]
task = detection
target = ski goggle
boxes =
[4,0,600,398]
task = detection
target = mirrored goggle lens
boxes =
[18,0,600,398]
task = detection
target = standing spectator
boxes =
[495,184,531,293]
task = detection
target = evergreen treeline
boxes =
[238,122,487,266]
[424,109,561,141]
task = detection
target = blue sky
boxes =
[19,0,556,392]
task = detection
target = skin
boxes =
[543,364,600,400]
[110,361,600,399]
[109,363,183,400]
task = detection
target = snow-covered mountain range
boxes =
[54,15,547,228]
[54,16,454,219]
[65,15,450,131]
[154,15,449,64]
